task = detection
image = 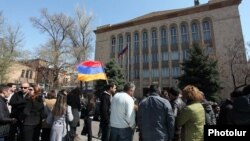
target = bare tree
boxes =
[67,6,94,64]
[0,12,4,35]
[5,25,23,53]
[0,12,23,83]
[0,39,11,83]
[222,39,250,90]
[31,9,74,88]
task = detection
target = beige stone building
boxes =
[95,0,245,98]
[5,61,37,85]
[4,59,76,89]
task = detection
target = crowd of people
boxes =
[99,83,250,141]
[0,83,83,141]
[0,82,250,141]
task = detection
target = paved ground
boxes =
[75,119,139,141]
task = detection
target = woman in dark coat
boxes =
[81,95,96,141]
[67,88,81,137]
[22,85,44,141]
[0,87,16,141]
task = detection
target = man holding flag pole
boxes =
[76,60,110,141]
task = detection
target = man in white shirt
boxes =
[110,82,136,141]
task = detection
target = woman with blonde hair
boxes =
[176,85,205,141]
[23,84,44,141]
[47,89,73,141]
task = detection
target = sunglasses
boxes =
[21,87,28,89]
[28,89,34,91]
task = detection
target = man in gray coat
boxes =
[138,84,175,141]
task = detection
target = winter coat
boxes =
[9,91,29,120]
[46,106,74,141]
[204,105,216,125]
[0,96,14,137]
[100,91,112,124]
[230,95,250,125]
[177,102,205,141]
[138,93,175,141]
[217,99,233,125]
[170,97,186,141]
[67,94,81,127]
[23,96,44,126]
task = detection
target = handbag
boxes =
[66,131,74,141]
[0,124,10,137]
[65,107,74,141]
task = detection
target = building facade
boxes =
[95,0,245,98]
[5,61,37,85]
[4,59,77,89]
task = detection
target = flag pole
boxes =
[80,81,83,97]
[85,81,88,97]
[127,43,130,82]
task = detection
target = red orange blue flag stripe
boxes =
[76,61,107,81]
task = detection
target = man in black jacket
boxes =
[230,85,250,125]
[100,83,116,141]
[8,82,30,141]
[168,87,186,141]
[0,87,17,140]
[217,89,242,125]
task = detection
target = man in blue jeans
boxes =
[110,82,136,141]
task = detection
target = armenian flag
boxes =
[77,61,107,81]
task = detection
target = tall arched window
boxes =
[152,29,157,47]
[162,68,169,77]
[111,37,116,54]
[161,27,167,46]
[126,34,131,46]
[161,52,169,61]
[172,67,181,77]
[126,34,131,64]
[134,33,139,49]
[152,53,158,62]
[25,70,29,78]
[142,31,148,48]
[192,23,199,42]
[203,21,211,41]
[134,55,139,64]
[118,35,123,52]
[21,70,25,77]
[30,71,33,79]
[170,26,177,45]
[181,24,189,43]
[143,54,148,63]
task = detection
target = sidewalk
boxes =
[74,119,101,141]
[74,119,139,141]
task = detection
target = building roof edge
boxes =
[94,0,241,34]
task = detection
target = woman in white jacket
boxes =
[47,90,73,141]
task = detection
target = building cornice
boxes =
[94,0,241,34]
